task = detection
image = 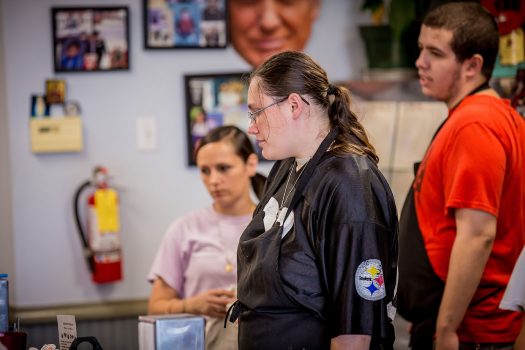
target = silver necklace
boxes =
[279,159,309,212]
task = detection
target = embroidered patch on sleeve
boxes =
[355,259,386,301]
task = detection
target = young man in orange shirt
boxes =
[398,3,525,350]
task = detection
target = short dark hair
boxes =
[67,40,81,49]
[423,2,499,79]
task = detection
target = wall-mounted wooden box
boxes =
[30,116,83,153]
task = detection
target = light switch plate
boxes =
[136,116,157,151]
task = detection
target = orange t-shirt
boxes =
[414,94,525,342]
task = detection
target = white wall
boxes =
[1,0,367,307]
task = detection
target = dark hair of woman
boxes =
[195,125,267,199]
[250,50,378,163]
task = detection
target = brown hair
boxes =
[423,2,499,80]
[250,51,378,163]
[195,125,266,199]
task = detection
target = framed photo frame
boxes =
[51,6,130,72]
[45,79,66,104]
[30,95,50,118]
[185,72,266,165]
[144,0,227,49]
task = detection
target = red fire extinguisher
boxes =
[74,166,123,284]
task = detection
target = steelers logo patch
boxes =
[355,259,386,301]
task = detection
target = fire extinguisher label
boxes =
[94,251,121,263]
[94,189,120,232]
[88,188,121,252]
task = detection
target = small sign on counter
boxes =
[57,315,77,350]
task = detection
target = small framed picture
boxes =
[144,0,227,49]
[51,6,130,72]
[30,95,50,118]
[45,79,66,104]
[184,72,266,165]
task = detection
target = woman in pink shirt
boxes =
[147,126,266,349]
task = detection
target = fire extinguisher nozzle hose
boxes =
[74,179,95,273]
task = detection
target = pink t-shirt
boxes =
[148,206,251,298]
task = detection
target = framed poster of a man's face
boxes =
[228,0,321,68]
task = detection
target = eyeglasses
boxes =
[247,95,310,124]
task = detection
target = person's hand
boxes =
[435,328,459,350]
[185,288,235,318]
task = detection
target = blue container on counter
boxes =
[0,274,8,332]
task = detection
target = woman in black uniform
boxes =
[227,51,398,350]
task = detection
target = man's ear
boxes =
[464,54,484,78]
[310,0,322,21]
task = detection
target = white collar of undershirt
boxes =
[295,157,310,171]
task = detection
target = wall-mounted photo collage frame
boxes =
[144,0,227,49]
[184,72,267,165]
[51,6,130,72]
